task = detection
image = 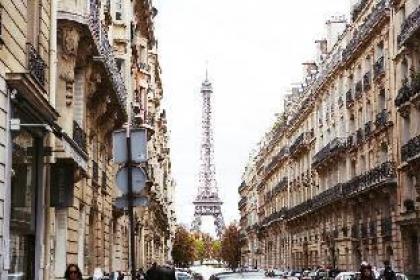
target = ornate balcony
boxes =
[355,80,363,99]
[395,75,420,109]
[346,89,354,107]
[262,207,287,226]
[238,181,246,193]
[88,0,127,116]
[374,56,385,80]
[311,183,343,210]
[265,147,289,175]
[397,6,420,48]
[238,197,247,209]
[73,121,87,152]
[342,161,396,197]
[351,0,369,22]
[312,137,347,170]
[375,110,392,130]
[273,177,288,195]
[401,134,420,163]
[342,0,390,64]
[363,71,371,91]
[286,200,312,219]
[289,131,313,157]
[27,43,46,86]
[92,160,99,184]
[365,121,373,138]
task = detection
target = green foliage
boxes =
[220,224,241,269]
[172,226,196,267]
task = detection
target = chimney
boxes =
[325,15,347,52]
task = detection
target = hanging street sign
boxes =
[116,166,147,194]
[114,195,149,209]
[112,128,148,164]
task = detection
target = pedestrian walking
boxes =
[65,264,83,280]
[360,262,375,280]
[381,260,396,280]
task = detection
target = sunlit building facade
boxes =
[239,0,420,277]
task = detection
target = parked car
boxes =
[175,271,192,280]
[334,272,358,280]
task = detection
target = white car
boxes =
[334,272,358,280]
[175,271,192,280]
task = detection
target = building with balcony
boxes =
[239,0,420,277]
[0,0,175,280]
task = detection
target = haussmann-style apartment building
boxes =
[0,0,176,280]
[238,0,420,277]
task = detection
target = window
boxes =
[115,0,123,20]
[27,0,41,46]
[74,69,86,128]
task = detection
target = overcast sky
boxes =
[153,0,350,236]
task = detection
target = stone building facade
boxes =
[0,0,175,280]
[239,0,420,277]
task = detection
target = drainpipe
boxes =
[45,1,57,280]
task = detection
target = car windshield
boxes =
[177,273,192,280]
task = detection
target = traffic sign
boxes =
[116,166,147,194]
[113,128,148,164]
[114,195,149,209]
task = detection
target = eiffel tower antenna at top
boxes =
[205,60,209,81]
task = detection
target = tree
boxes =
[220,224,242,270]
[194,238,206,264]
[211,240,222,262]
[172,226,196,267]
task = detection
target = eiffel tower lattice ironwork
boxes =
[191,70,225,236]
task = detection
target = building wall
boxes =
[239,0,420,276]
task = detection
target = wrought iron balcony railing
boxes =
[238,197,247,209]
[397,6,420,48]
[265,147,289,174]
[401,134,420,163]
[342,161,396,197]
[375,109,391,130]
[311,183,343,210]
[262,207,287,226]
[342,0,389,63]
[27,43,46,86]
[363,71,371,91]
[92,160,99,184]
[355,80,363,99]
[374,56,385,79]
[88,0,127,114]
[312,137,347,169]
[289,131,313,157]
[286,199,312,219]
[395,76,420,108]
[351,0,369,22]
[273,177,288,195]
[73,121,87,152]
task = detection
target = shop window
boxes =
[10,130,41,280]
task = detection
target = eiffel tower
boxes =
[191,70,225,237]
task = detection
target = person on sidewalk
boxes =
[360,262,375,280]
[381,260,396,280]
[65,264,83,280]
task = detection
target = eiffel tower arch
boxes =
[191,70,225,237]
